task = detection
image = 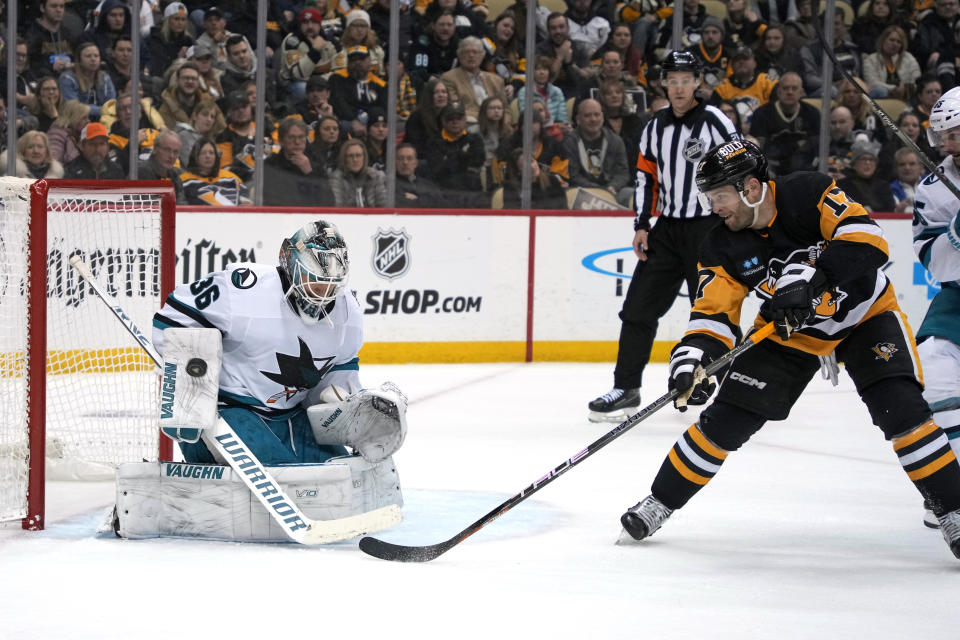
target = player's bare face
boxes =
[937,126,960,161]
[704,185,751,230]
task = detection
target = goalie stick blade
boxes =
[358,536,458,562]
[298,505,403,545]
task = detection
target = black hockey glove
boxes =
[770,263,828,340]
[668,343,716,412]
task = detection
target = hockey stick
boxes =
[358,322,776,562]
[69,256,401,544]
[812,20,960,201]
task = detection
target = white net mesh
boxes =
[0,179,32,522]
[0,177,168,523]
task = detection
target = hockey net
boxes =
[0,178,175,529]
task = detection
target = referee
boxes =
[588,51,740,422]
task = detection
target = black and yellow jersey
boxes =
[686,171,894,357]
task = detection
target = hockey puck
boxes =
[185,358,207,377]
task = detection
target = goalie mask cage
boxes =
[0,178,175,530]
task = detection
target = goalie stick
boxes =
[358,323,776,562]
[813,20,960,201]
[69,256,401,545]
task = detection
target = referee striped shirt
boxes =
[634,100,739,230]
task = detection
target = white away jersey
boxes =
[153,263,363,412]
[913,158,960,346]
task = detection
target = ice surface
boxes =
[2,362,958,639]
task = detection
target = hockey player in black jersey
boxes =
[618,139,960,559]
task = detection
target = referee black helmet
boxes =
[661,50,702,77]
[696,139,768,194]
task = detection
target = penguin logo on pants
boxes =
[872,342,898,361]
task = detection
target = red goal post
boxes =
[0,179,175,531]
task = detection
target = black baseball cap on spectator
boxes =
[204,7,224,20]
[225,90,249,111]
[440,103,466,121]
[731,46,754,60]
[306,75,329,91]
[367,107,387,125]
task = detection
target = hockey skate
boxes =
[588,388,640,423]
[616,495,673,544]
[938,509,960,559]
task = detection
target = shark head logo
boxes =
[260,338,335,403]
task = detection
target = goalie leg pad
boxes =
[160,328,222,443]
[307,382,408,463]
[114,456,402,542]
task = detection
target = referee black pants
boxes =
[613,215,719,390]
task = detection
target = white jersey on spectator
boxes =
[152,263,363,412]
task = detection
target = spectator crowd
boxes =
[1,0,956,210]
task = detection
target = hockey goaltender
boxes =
[110,220,406,542]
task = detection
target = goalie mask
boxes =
[279,220,349,324]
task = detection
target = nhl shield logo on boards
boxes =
[372,229,410,280]
[683,138,705,162]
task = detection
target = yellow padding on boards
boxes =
[360,341,675,363]
[0,348,155,376]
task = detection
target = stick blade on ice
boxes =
[358,536,456,562]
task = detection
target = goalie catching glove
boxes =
[668,343,716,412]
[769,263,828,340]
[307,382,408,463]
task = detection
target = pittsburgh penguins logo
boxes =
[231,267,257,289]
[872,342,898,361]
[683,137,706,162]
[813,290,848,318]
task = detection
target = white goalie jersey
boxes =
[913,158,960,347]
[152,263,363,412]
